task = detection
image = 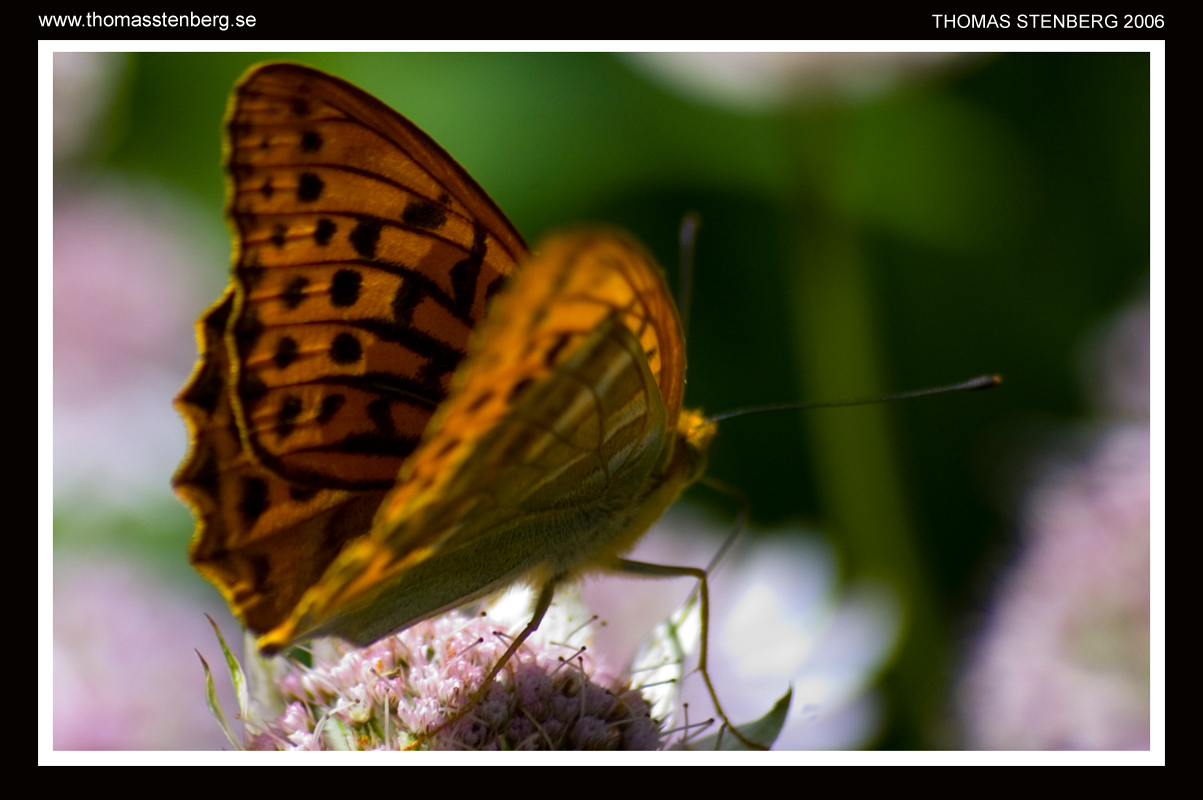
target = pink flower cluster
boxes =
[246,610,663,750]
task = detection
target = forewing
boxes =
[175,63,527,635]
[224,63,526,489]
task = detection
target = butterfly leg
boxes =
[407,580,558,749]
[612,558,767,750]
[698,476,749,576]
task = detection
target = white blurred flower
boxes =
[53,52,125,163]
[626,53,970,113]
[960,297,1151,749]
[1080,298,1150,420]
[582,511,901,749]
[53,558,241,750]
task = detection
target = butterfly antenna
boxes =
[705,374,1002,425]
[677,212,701,342]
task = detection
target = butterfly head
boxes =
[676,408,717,487]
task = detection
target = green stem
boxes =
[780,111,947,748]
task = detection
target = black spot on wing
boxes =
[239,477,269,526]
[316,393,345,423]
[273,336,299,369]
[330,269,362,308]
[401,200,447,230]
[297,173,324,202]
[241,373,268,408]
[234,309,264,354]
[276,395,303,440]
[300,130,323,152]
[350,218,382,258]
[282,276,310,310]
[366,398,396,435]
[314,218,336,246]
[330,333,362,365]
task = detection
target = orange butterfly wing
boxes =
[174,63,526,635]
[257,231,701,652]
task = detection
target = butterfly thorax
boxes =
[578,407,716,575]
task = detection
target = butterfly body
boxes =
[257,231,714,652]
[175,64,714,657]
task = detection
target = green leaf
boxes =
[685,688,792,751]
[198,650,244,750]
[207,615,248,721]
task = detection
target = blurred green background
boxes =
[55,51,1151,748]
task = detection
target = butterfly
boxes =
[173,62,755,745]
